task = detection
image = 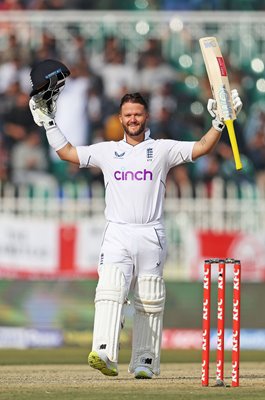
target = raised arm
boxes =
[192,89,242,160]
[192,126,222,160]
[56,142,79,163]
[29,98,79,164]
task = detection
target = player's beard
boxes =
[122,121,146,138]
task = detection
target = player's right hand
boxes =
[29,98,56,129]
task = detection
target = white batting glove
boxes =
[207,98,225,133]
[29,98,56,130]
[231,89,243,116]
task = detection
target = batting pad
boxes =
[129,275,166,375]
[92,265,127,362]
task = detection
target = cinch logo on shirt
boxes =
[114,169,153,181]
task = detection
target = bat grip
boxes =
[224,120,243,170]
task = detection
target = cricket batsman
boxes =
[29,59,242,379]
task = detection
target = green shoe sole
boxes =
[88,351,118,376]
[135,371,153,379]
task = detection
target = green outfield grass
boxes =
[0,348,265,365]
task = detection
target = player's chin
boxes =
[127,126,143,136]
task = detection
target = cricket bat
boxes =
[199,37,243,170]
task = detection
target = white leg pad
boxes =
[92,265,127,362]
[129,275,166,375]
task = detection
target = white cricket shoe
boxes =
[134,366,153,379]
[88,350,118,376]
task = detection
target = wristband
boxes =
[44,119,56,129]
[46,124,68,151]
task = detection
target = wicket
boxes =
[201,258,241,387]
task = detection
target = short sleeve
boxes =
[76,143,107,168]
[167,140,195,168]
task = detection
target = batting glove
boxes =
[207,98,225,133]
[231,89,243,116]
[29,98,56,130]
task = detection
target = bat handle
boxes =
[224,120,243,171]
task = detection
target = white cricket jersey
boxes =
[77,130,195,224]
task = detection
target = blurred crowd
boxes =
[0,9,265,197]
[0,0,263,10]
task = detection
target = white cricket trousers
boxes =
[98,221,168,293]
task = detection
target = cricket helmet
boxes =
[30,59,70,112]
[30,59,70,96]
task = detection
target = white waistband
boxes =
[106,220,164,229]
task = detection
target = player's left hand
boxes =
[207,98,225,132]
[231,89,242,116]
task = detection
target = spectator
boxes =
[138,51,178,96]
[0,137,9,182]
[2,88,36,152]
[247,125,265,190]
[31,31,58,65]
[98,50,138,100]
[50,60,91,182]
[148,83,178,139]
[0,55,31,95]
[10,129,55,187]
[0,0,25,9]
[0,81,21,121]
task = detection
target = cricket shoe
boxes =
[134,366,153,379]
[88,350,118,376]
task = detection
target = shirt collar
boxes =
[123,129,151,143]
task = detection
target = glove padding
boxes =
[207,98,225,132]
[231,88,242,116]
[29,98,56,130]
[207,88,243,133]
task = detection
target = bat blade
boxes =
[199,36,243,170]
